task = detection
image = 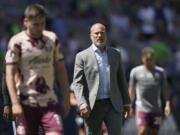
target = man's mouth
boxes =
[98,39,103,42]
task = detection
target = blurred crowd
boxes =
[1,0,180,134]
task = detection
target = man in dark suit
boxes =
[73,23,131,135]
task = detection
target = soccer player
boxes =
[128,47,171,135]
[5,4,70,135]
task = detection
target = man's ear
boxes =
[90,33,93,40]
[141,56,144,63]
[24,18,28,27]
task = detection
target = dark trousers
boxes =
[84,99,123,135]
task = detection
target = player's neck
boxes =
[144,65,154,71]
[26,30,42,39]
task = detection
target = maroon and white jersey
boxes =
[5,30,64,107]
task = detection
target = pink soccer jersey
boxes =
[5,30,64,107]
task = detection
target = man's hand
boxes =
[129,107,135,117]
[61,98,70,118]
[124,106,130,119]
[3,105,13,121]
[12,103,24,118]
[164,103,171,116]
[80,104,91,118]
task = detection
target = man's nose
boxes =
[98,33,102,37]
[38,25,44,30]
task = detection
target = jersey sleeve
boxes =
[54,36,64,63]
[161,70,168,87]
[129,68,136,86]
[5,37,21,64]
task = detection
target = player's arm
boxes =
[162,86,171,116]
[55,60,70,118]
[6,64,23,118]
[128,85,136,117]
[129,85,136,102]
[53,34,70,118]
[161,69,171,116]
[2,62,11,106]
[2,62,13,121]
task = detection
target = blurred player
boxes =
[128,47,171,135]
[2,61,45,135]
[5,4,70,135]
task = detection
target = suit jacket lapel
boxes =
[107,47,113,89]
[89,45,98,71]
[107,47,113,67]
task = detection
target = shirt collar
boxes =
[92,43,107,53]
[92,43,99,52]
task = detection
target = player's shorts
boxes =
[135,111,162,129]
[16,104,63,135]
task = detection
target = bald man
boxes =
[72,23,131,135]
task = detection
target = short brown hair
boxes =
[142,47,155,58]
[24,4,46,19]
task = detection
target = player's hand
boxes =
[80,104,91,118]
[124,106,130,118]
[12,103,24,119]
[3,105,13,121]
[129,107,135,117]
[61,97,70,118]
[164,104,171,116]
